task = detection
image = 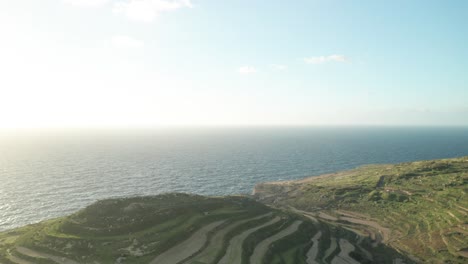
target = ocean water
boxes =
[1,127,468,231]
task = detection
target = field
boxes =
[0,193,406,263]
[254,156,468,263]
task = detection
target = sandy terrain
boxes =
[322,237,337,262]
[331,239,360,264]
[150,220,225,264]
[218,216,281,264]
[249,220,302,264]
[306,231,322,264]
[187,213,272,264]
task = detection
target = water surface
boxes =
[1,127,468,231]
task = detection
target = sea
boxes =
[1,126,468,231]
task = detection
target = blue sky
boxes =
[0,0,467,128]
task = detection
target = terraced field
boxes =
[2,157,464,263]
[254,156,468,263]
[0,193,406,264]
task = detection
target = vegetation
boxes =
[0,192,405,263]
[1,157,466,263]
[254,156,468,263]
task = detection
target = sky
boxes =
[0,0,467,129]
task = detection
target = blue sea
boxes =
[1,127,468,231]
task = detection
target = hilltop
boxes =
[0,157,467,263]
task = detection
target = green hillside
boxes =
[1,157,466,263]
[254,156,468,263]
[0,193,406,264]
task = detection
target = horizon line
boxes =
[1,124,468,132]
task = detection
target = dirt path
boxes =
[218,216,281,264]
[331,239,360,264]
[455,204,468,211]
[315,209,391,245]
[447,211,462,222]
[288,207,318,223]
[339,216,391,243]
[16,247,79,264]
[186,213,272,264]
[306,231,322,264]
[322,237,337,263]
[325,210,390,243]
[455,208,467,216]
[335,210,370,220]
[318,212,338,221]
[150,220,225,264]
[249,220,302,264]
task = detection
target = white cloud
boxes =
[113,0,193,22]
[238,66,257,75]
[270,64,287,71]
[304,54,348,64]
[111,35,144,48]
[63,0,111,7]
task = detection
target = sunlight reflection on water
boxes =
[1,127,468,231]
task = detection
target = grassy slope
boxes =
[0,192,406,264]
[254,156,468,263]
[0,194,269,263]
